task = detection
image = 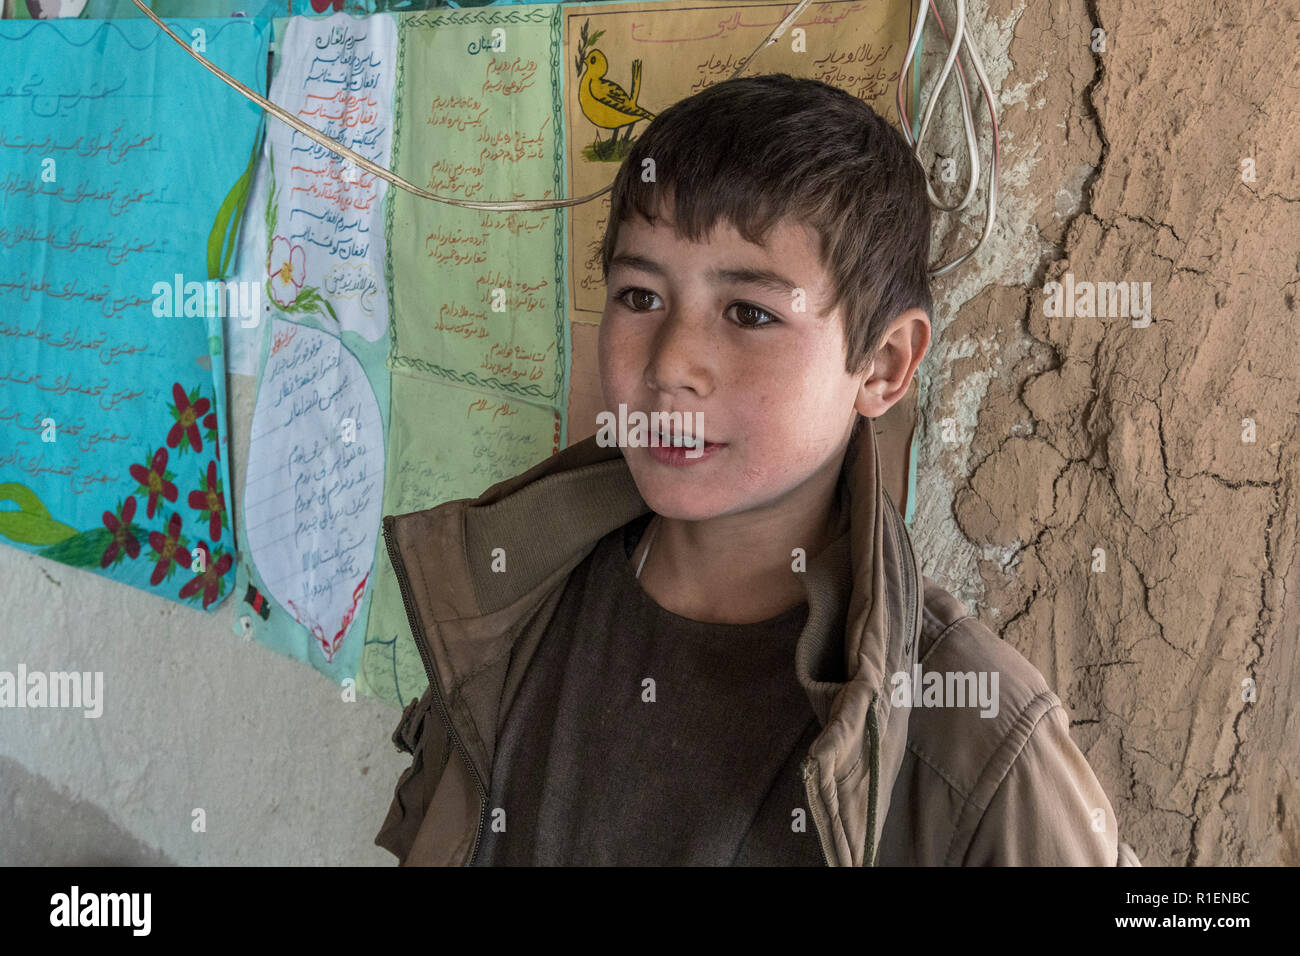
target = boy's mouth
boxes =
[656,424,721,448]
[649,422,725,466]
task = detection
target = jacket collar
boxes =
[383,422,922,866]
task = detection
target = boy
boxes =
[375,75,1141,866]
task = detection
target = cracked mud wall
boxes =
[917,0,1300,864]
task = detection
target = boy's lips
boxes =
[647,437,725,466]
[656,426,721,447]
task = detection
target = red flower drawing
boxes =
[167,382,211,454]
[188,459,227,543]
[148,511,191,586]
[179,544,234,609]
[100,497,140,567]
[129,447,179,519]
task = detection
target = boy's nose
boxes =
[643,311,714,397]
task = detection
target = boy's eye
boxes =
[615,287,661,312]
[730,302,778,329]
[613,287,779,329]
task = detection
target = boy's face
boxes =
[598,206,883,523]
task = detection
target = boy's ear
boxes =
[854,308,930,419]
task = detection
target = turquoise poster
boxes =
[0,16,270,610]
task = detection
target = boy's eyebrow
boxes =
[608,253,802,298]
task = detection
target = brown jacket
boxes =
[375,423,1142,866]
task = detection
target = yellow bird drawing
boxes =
[579,49,656,153]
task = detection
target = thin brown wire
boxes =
[128,0,814,211]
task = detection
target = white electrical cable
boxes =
[898,0,1002,278]
[901,0,980,214]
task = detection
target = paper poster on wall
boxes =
[385,4,570,409]
[231,12,395,680]
[0,16,268,610]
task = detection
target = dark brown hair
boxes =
[599,73,932,376]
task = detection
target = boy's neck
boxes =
[631,442,851,625]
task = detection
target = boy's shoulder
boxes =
[906,575,1067,799]
[880,576,1126,866]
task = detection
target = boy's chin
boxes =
[623,454,741,522]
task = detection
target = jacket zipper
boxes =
[800,756,834,865]
[903,509,918,649]
[889,501,918,655]
[873,499,918,866]
[381,515,486,866]
[799,505,918,868]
